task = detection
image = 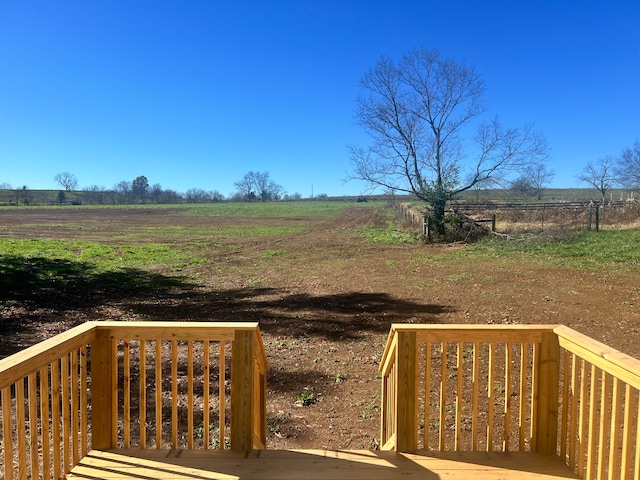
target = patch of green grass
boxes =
[296,388,318,407]
[260,249,287,258]
[184,200,385,217]
[471,230,640,270]
[361,223,418,244]
[0,238,208,272]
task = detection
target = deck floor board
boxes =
[68,449,580,480]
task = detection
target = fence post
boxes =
[595,204,600,232]
[91,327,115,450]
[535,331,560,454]
[491,214,496,232]
[395,330,418,452]
[231,329,255,451]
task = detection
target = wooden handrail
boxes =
[0,321,269,480]
[379,324,640,479]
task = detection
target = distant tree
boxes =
[57,190,66,204]
[54,172,79,192]
[615,140,640,189]
[0,182,11,190]
[348,48,549,238]
[84,185,106,204]
[114,181,131,204]
[509,176,535,198]
[150,183,163,203]
[517,161,555,200]
[290,192,302,200]
[209,190,225,202]
[577,156,616,203]
[234,171,283,201]
[17,185,33,205]
[131,175,149,203]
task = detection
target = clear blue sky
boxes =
[1,1,639,197]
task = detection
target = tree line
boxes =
[0,171,306,205]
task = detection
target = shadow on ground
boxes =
[0,255,454,355]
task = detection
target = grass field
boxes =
[1,201,639,450]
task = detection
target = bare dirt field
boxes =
[1,204,639,450]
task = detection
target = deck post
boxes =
[396,330,418,452]
[91,327,115,450]
[535,331,560,454]
[231,329,255,451]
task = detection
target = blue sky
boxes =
[1,1,638,198]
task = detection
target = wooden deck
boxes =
[68,449,580,479]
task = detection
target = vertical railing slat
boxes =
[608,377,622,479]
[171,339,178,448]
[424,341,431,451]
[40,366,51,480]
[455,342,462,451]
[598,372,610,480]
[518,343,527,451]
[620,384,634,479]
[139,340,146,449]
[586,365,598,480]
[439,342,446,451]
[123,340,131,448]
[61,355,70,474]
[155,339,162,448]
[51,360,61,480]
[28,373,39,479]
[188,340,194,449]
[203,340,210,449]
[472,342,479,451]
[2,385,14,480]
[71,350,79,466]
[577,358,588,477]
[219,340,226,449]
[569,353,579,466]
[487,343,494,451]
[504,343,511,452]
[80,345,88,459]
[561,349,570,461]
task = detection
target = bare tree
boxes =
[518,162,555,200]
[234,171,283,201]
[577,156,616,203]
[54,172,79,192]
[348,48,549,237]
[615,140,640,189]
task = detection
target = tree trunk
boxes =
[432,199,447,237]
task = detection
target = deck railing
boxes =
[379,324,640,480]
[0,321,268,480]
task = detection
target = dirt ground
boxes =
[1,205,638,450]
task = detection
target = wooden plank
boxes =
[61,354,70,474]
[620,384,634,479]
[560,350,570,461]
[68,449,581,480]
[424,341,431,451]
[586,365,598,480]
[91,328,113,450]
[123,340,131,448]
[203,340,210,449]
[155,339,162,448]
[231,330,255,451]
[172,339,178,448]
[80,345,88,459]
[219,340,226,449]
[577,358,588,477]
[487,343,494,452]
[2,385,14,480]
[518,343,527,452]
[635,397,640,480]
[71,349,79,466]
[535,332,560,454]
[472,342,479,451]
[504,343,511,452]
[555,325,640,390]
[28,372,40,479]
[455,342,462,451]
[95,321,259,342]
[416,328,548,345]
[0,323,96,390]
[439,342,446,451]
[110,338,118,449]
[139,340,146,449]
[188,340,194,449]
[39,366,51,480]
[569,353,578,466]
[608,377,622,479]
[597,372,609,480]
[51,360,61,480]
